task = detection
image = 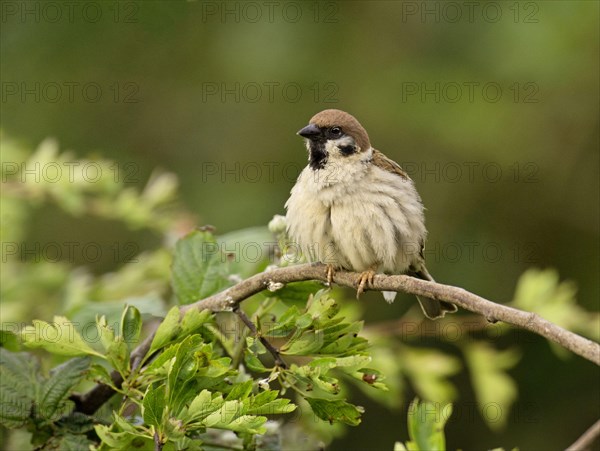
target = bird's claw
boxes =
[325,264,335,287]
[356,270,376,298]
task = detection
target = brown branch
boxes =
[566,418,600,450]
[233,306,287,369]
[74,263,600,415]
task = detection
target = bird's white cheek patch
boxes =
[325,136,357,156]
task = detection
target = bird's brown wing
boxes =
[371,148,409,180]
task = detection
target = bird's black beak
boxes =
[297,123,321,139]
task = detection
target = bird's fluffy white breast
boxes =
[285,148,426,273]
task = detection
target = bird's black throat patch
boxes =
[308,141,328,170]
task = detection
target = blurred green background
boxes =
[1,1,599,449]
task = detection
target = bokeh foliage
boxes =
[1,1,599,449]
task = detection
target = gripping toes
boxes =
[356,270,376,298]
[326,264,335,286]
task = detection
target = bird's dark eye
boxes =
[327,125,344,139]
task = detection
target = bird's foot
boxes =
[356,269,377,299]
[325,264,335,287]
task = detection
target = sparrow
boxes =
[284,109,457,319]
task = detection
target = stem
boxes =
[233,305,287,369]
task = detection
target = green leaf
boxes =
[266,281,325,304]
[167,335,204,404]
[21,316,103,358]
[225,415,267,434]
[88,363,114,385]
[39,357,90,422]
[186,390,221,423]
[149,307,181,355]
[0,349,39,427]
[405,398,452,451]
[171,230,231,305]
[402,347,461,402]
[56,412,95,434]
[281,330,324,355]
[203,400,242,428]
[42,433,96,451]
[465,343,520,431]
[95,423,154,450]
[106,338,130,376]
[226,380,253,401]
[143,385,166,428]
[120,304,142,347]
[97,316,130,375]
[244,350,268,373]
[511,268,599,350]
[266,305,302,337]
[246,397,296,416]
[0,330,20,351]
[305,397,364,426]
[180,308,213,337]
[306,291,341,328]
[97,316,116,352]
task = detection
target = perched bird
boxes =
[285,109,457,319]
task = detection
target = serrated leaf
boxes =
[96,316,129,375]
[143,385,166,428]
[306,291,340,327]
[265,305,301,337]
[226,414,267,434]
[149,307,181,355]
[167,335,204,404]
[39,357,90,421]
[203,400,242,428]
[171,230,231,305]
[305,397,364,426]
[21,317,103,358]
[0,349,38,427]
[246,397,296,415]
[465,343,519,431]
[180,308,213,336]
[42,433,96,451]
[144,342,179,375]
[187,390,221,423]
[294,313,313,330]
[281,330,324,355]
[56,412,95,434]
[106,338,130,376]
[226,380,253,401]
[244,350,268,373]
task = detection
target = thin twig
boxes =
[74,263,600,415]
[233,305,287,369]
[566,418,600,450]
[154,431,163,451]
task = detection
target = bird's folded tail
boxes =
[383,291,397,303]
[409,267,457,320]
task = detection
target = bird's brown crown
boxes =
[310,109,371,151]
